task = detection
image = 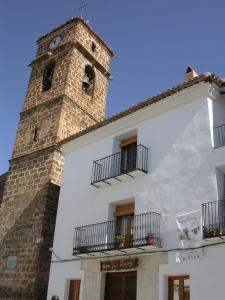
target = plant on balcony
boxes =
[115,235,125,248]
[203,226,214,238]
[215,227,225,236]
[203,226,225,238]
[145,234,156,245]
[79,245,88,252]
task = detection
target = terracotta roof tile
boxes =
[59,73,224,146]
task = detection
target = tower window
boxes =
[91,42,96,52]
[32,126,39,142]
[82,65,95,95]
[42,61,55,92]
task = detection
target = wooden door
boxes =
[105,272,137,300]
[68,280,80,300]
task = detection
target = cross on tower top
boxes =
[79,1,87,19]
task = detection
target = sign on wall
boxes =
[101,258,138,272]
[176,211,202,248]
[176,248,203,263]
[6,256,18,269]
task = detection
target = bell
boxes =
[51,296,59,300]
[83,75,90,90]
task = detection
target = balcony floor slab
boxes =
[73,244,162,259]
[91,169,146,188]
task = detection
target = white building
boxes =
[47,69,225,300]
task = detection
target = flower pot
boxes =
[219,228,224,236]
[116,241,125,249]
[145,235,156,245]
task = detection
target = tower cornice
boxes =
[20,94,99,123]
[9,144,61,163]
[36,17,114,57]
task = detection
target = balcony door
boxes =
[120,136,137,174]
[114,203,134,247]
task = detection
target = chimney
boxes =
[184,66,198,81]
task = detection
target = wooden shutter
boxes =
[120,136,137,148]
[114,203,134,217]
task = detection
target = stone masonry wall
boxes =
[65,48,109,122]
[13,99,63,158]
[0,148,63,300]
[13,94,101,160]
[36,19,111,71]
[0,173,7,207]
[23,46,71,112]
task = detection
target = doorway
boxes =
[105,271,137,300]
[120,136,137,174]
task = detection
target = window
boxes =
[42,61,55,91]
[82,65,95,95]
[32,126,39,142]
[68,279,81,300]
[168,275,190,300]
[91,42,96,52]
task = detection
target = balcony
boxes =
[91,144,148,187]
[202,200,225,239]
[214,124,225,147]
[73,211,161,257]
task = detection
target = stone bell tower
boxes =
[0,17,113,300]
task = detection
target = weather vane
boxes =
[79,1,87,19]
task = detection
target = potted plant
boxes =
[145,234,156,245]
[115,235,125,248]
[203,226,217,238]
[219,227,225,236]
[215,227,225,236]
[203,226,210,238]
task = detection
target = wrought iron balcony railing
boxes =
[73,211,161,255]
[202,200,225,239]
[91,144,148,186]
[214,124,225,147]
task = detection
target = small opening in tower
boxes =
[91,42,96,52]
[82,65,95,95]
[32,126,39,142]
[42,61,55,92]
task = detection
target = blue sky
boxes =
[1,0,225,174]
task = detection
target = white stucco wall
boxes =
[47,84,225,300]
[159,243,225,300]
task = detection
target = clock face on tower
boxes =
[49,36,61,49]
